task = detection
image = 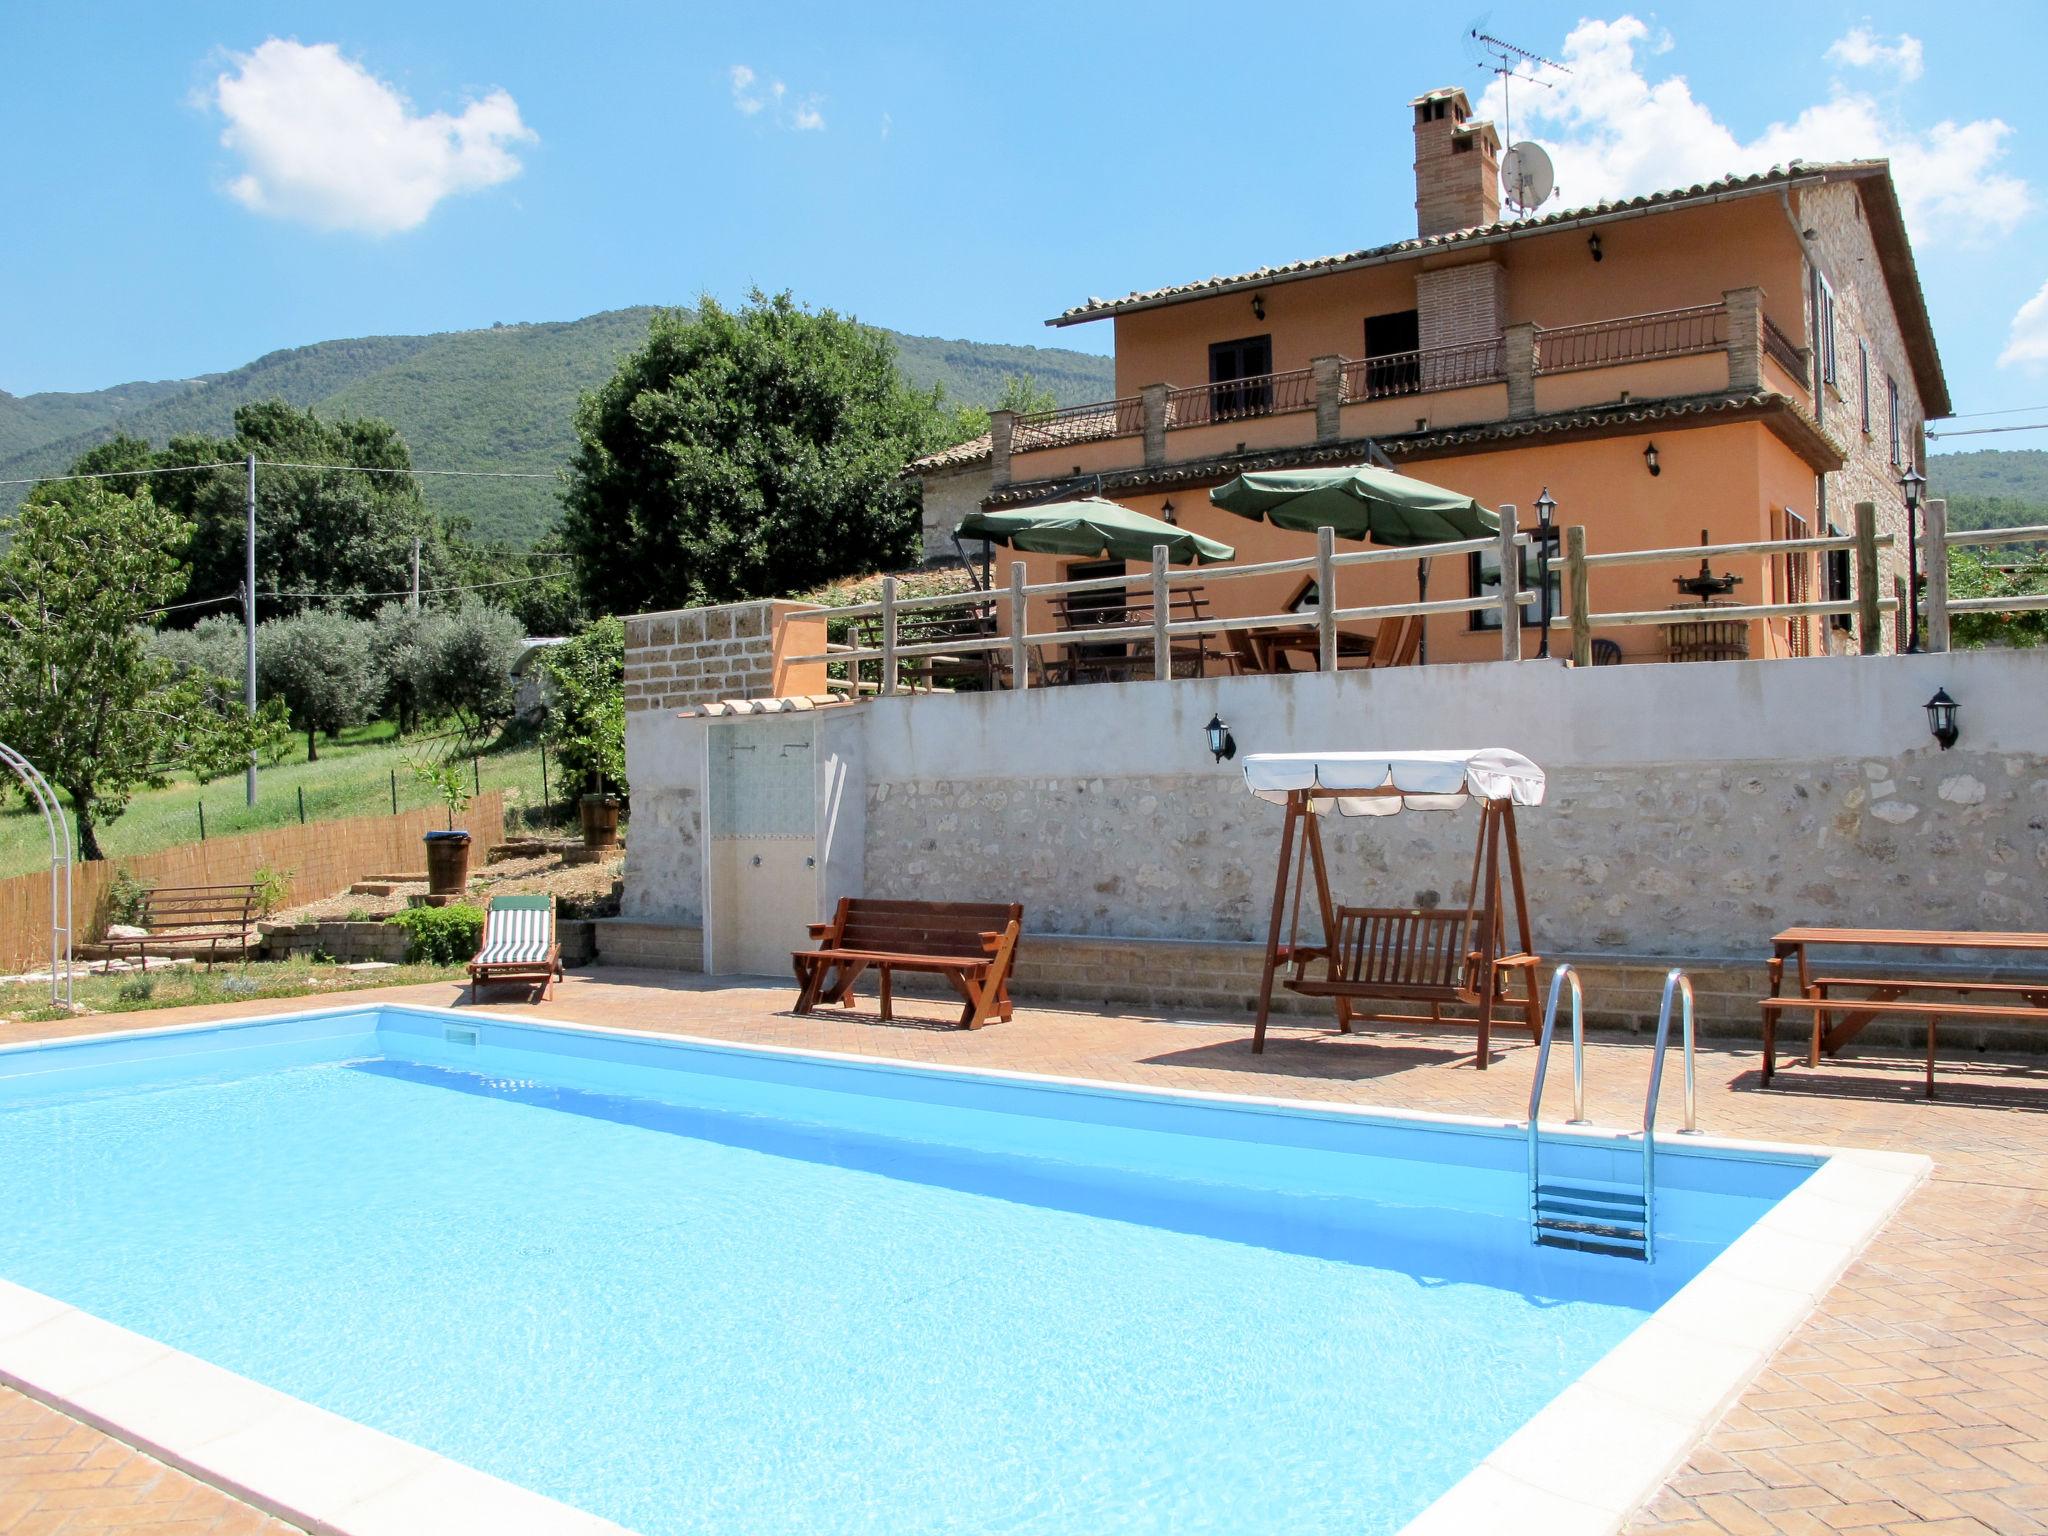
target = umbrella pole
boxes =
[1417,558,1430,664]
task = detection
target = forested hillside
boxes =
[1927,448,2048,531]
[0,308,1114,544]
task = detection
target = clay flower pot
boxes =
[423,830,472,896]
[579,794,622,850]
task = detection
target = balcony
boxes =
[994,292,1800,481]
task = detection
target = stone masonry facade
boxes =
[865,749,2048,964]
[624,599,823,713]
[1801,180,1929,651]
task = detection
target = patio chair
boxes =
[1365,616,1422,669]
[468,893,562,1003]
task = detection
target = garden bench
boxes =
[102,883,261,971]
[792,898,1022,1029]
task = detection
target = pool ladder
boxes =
[1526,967,1698,1263]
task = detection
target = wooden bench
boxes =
[792,898,1022,1030]
[1762,926,2048,1098]
[103,883,261,971]
[1277,905,1542,1040]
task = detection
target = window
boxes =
[1825,523,1853,634]
[1060,558,1132,669]
[1781,509,1814,657]
[1468,543,1559,631]
[1888,376,1902,466]
[1817,273,1839,387]
[1859,340,1870,433]
[1362,309,1421,397]
[1208,334,1273,420]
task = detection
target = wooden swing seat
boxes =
[1249,784,1544,1066]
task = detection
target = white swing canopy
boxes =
[1242,748,1546,817]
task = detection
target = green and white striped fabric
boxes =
[477,896,554,964]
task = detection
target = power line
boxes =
[1942,404,2048,420]
[254,460,559,479]
[260,571,568,602]
[0,461,239,487]
[1926,423,2048,439]
[3,458,561,488]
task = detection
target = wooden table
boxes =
[1249,626,1376,672]
[1762,926,2048,1096]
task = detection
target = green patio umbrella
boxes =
[957,498,1236,566]
[1207,464,1498,545]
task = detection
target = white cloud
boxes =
[1827,26,1925,82]
[210,39,534,235]
[729,63,824,132]
[729,64,764,115]
[2000,277,2048,368]
[880,112,892,141]
[1476,16,2026,246]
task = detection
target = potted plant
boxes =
[412,759,474,898]
[579,778,622,849]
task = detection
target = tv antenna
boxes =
[1463,24,1569,171]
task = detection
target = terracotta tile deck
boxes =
[5,966,2048,1535]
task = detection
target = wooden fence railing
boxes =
[786,503,1926,693]
[0,792,505,974]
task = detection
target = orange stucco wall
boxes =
[998,422,1818,671]
[1105,195,1810,393]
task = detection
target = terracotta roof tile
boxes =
[907,433,992,474]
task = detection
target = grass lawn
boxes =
[0,721,562,880]
[0,959,466,1024]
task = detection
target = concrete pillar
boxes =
[1504,324,1538,419]
[1141,384,1170,468]
[1311,355,1343,444]
[1724,287,1764,393]
[988,410,1015,488]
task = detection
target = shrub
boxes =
[538,615,625,798]
[250,866,291,916]
[104,868,148,928]
[116,975,156,1003]
[385,903,485,965]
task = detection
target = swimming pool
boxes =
[0,1005,1924,1535]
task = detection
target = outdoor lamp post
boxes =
[1205,714,1237,764]
[1900,464,1927,653]
[1925,688,1959,750]
[1533,487,1558,659]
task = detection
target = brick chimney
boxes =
[1412,86,1501,237]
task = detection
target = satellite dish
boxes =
[1500,141,1555,214]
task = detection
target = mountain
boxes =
[0,309,1115,545]
[1926,448,2048,532]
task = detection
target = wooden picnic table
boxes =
[1047,583,1225,683]
[1762,926,2048,1097]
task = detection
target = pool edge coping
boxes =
[0,1000,1932,1536]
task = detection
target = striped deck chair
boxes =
[468,894,562,1003]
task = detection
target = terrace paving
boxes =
[2,966,2046,1535]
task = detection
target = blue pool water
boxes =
[0,1007,1815,1534]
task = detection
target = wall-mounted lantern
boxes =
[1587,233,1603,262]
[1925,688,1959,750]
[1642,442,1661,477]
[1251,294,1266,322]
[1205,714,1237,764]
[1161,498,1177,525]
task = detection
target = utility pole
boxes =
[410,536,421,614]
[244,453,258,807]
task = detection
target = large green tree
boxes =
[0,484,282,858]
[561,293,953,615]
[73,402,450,620]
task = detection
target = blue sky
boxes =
[4,3,2045,453]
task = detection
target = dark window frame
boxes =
[1467,544,1560,632]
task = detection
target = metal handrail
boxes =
[1637,969,1701,1264]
